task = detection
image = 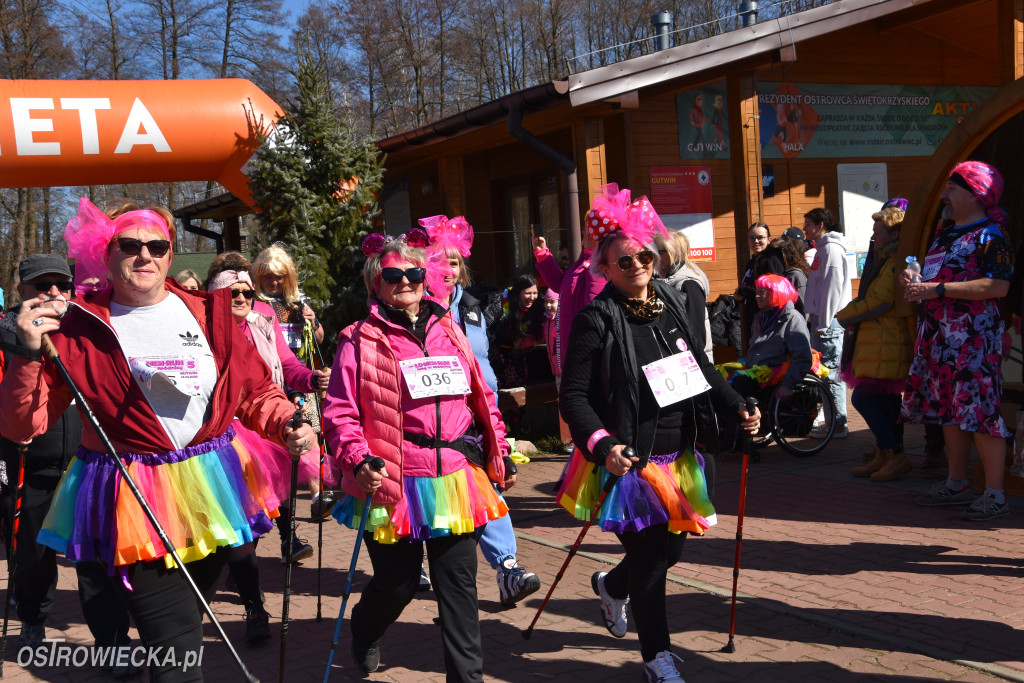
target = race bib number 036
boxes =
[641,351,711,408]
[399,356,471,399]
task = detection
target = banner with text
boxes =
[649,166,716,262]
[676,82,730,159]
[758,83,996,159]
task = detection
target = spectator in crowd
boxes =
[901,160,1014,521]
[734,222,785,348]
[489,274,543,389]
[803,208,852,439]
[773,234,808,308]
[543,288,560,385]
[174,269,202,290]
[838,206,913,481]
[654,229,713,363]
[323,234,513,679]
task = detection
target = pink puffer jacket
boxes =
[323,301,508,505]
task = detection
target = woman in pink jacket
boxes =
[322,233,513,681]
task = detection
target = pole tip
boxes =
[721,640,736,654]
[521,629,533,640]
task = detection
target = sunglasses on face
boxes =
[115,237,171,258]
[615,250,655,271]
[230,288,255,300]
[31,281,73,293]
[379,267,427,285]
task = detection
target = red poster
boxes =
[649,166,716,262]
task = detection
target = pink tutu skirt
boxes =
[233,419,338,501]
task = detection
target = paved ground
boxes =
[2,403,1022,682]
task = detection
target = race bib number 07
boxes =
[399,356,471,399]
[641,351,711,408]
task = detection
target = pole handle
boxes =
[40,333,59,362]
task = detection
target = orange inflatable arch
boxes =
[0,79,282,208]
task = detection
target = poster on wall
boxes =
[758,83,996,159]
[649,166,716,262]
[676,82,729,159]
[837,163,888,276]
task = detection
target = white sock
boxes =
[984,488,1006,504]
[946,477,969,491]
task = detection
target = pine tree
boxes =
[247,46,384,347]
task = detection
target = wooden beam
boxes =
[727,70,762,247]
[581,117,607,203]
[997,0,1024,82]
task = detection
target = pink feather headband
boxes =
[65,197,170,293]
[360,228,429,257]
[586,183,668,245]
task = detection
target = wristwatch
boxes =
[935,282,946,298]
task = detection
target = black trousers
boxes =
[603,524,687,662]
[116,548,228,682]
[2,467,128,645]
[352,529,483,682]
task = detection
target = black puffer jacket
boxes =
[559,280,744,465]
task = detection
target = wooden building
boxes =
[377,0,1024,297]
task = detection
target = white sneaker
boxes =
[496,559,541,607]
[591,571,628,637]
[809,423,847,439]
[642,650,686,682]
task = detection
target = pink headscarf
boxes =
[417,215,474,300]
[65,197,170,294]
[207,270,254,293]
[949,161,1007,225]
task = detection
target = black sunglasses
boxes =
[115,237,171,258]
[31,281,73,293]
[616,250,656,271]
[380,267,427,285]
[230,288,255,300]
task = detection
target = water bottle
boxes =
[906,256,922,283]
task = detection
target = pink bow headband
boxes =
[361,228,430,257]
[417,215,474,258]
[586,184,667,245]
[207,270,253,293]
[65,197,170,292]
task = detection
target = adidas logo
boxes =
[179,331,202,348]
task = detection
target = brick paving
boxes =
[2,403,1022,682]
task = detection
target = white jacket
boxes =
[805,230,852,332]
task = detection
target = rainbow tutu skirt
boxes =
[556,448,716,535]
[38,427,279,568]
[333,462,508,543]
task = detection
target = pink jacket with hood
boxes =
[534,247,606,372]
[323,299,509,505]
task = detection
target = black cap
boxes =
[783,227,805,241]
[19,253,72,282]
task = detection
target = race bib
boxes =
[399,356,471,399]
[922,252,944,281]
[642,351,711,408]
[129,356,204,398]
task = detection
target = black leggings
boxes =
[116,548,228,682]
[352,530,482,682]
[603,524,687,662]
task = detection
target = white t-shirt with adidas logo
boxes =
[109,295,218,450]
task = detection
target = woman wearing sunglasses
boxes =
[0,197,315,681]
[206,256,332,642]
[557,185,759,683]
[322,233,513,680]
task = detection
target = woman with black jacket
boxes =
[557,187,759,683]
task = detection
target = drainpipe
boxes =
[507,102,582,259]
[652,12,672,52]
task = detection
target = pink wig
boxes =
[950,160,1007,225]
[755,273,798,309]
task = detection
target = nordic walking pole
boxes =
[279,400,307,683]
[522,446,636,640]
[0,443,27,677]
[38,334,259,682]
[323,455,385,683]
[306,316,330,622]
[723,398,758,654]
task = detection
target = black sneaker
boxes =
[351,638,380,674]
[311,490,341,520]
[280,533,314,564]
[18,623,45,652]
[497,559,541,607]
[244,604,271,643]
